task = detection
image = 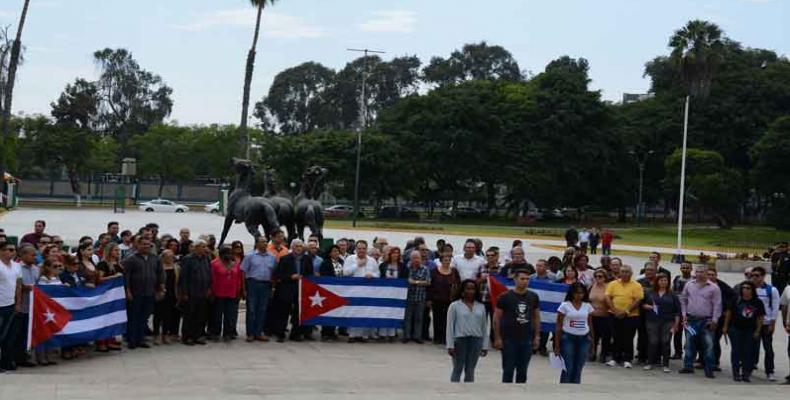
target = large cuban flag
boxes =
[487,275,569,332]
[28,277,127,349]
[299,277,408,328]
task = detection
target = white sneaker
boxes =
[663,367,672,373]
[767,373,777,381]
[643,365,653,371]
[624,362,633,369]
[606,360,617,367]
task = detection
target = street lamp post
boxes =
[347,48,385,228]
[674,95,691,263]
[629,149,654,225]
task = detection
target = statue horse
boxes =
[218,158,280,247]
[294,165,328,240]
[263,169,297,244]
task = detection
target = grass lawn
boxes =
[325,219,788,254]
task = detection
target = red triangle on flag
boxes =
[299,278,348,323]
[30,286,72,349]
[487,275,509,309]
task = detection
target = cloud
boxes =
[358,11,417,33]
[174,9,326,38]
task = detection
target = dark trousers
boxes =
[0,305,16,369]
[636,313,648,362]
[403,301,424,340]
[153,295,180,336]
[451,337,483,382]
[612,316,639,363]
[422,303,432,340]
[245,280,271,338]
[538,331,550,354]
[501,333,534,383]
[560,333,590,384]
[272,292,305,339]
[753,324,775,374]
[128,296,155,347]
[729,327,759,378]
[431,301,450,345]
[590,242,598,254]
[646,318,672,367]
[602,244,611,255]
[211,297,239,338]
[591,315,613,361]
[182,297,209,342]
[673,329,684,356]
[14,313,30,363]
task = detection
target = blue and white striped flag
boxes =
[299,277,407,328]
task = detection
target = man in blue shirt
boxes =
[240,236,277,343]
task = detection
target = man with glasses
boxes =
[0,242,22,373]
[750,266,780,381]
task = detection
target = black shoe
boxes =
[348,338,358,343]
[414,339,424,344]
[670,354,682,360]
[741,376,751,383]
[182,341,195,346]
[128,345,138,350]
[401,339,410,344]
[733,375,742,382]
[194,340,207,345]
[138,343,151,349]
[705,372,715,379]
[17,361,37,368]
[678,368,694,374]
[276,337,285,343]
[289,336,303,342]
[713,366,722,372]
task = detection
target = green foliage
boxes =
[130,124,195,195]
[751,116,790,229]
[423,41,523,86]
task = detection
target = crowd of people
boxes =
[0,219,789,386]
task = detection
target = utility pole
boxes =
[629,149,654,226]
[347,48,385,228]
[675,95,690,263]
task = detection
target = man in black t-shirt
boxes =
[493,270,541,383]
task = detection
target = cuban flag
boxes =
[299,277,408,328]
[487,275,569,332]
[28,277,127,349]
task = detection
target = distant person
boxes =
[578,229,590,252]
[564,227,578,249]
[106,221,122,244]
[446,280,489,383]
[771,241,790,294]
[601,229,614,255]
[20,220,46,247]
[589,228,601,255]
[493,270,541,383]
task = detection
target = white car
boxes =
[204,201,220,214]
[138,199,189,213]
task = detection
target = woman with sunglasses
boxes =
[589,270,612,363]
[555,282,594,383]
[231,241,245,263]
[722,280,765,382]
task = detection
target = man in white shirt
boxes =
[751,266,781,381]
[343,240,378,342]
[451,239,485,281]
[0,242,22,373]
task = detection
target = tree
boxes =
[669,20,725,98]
[0,0,30,197]
[189,125,243,178]
[253,62,335,134]
[130,125,195,197]
[423,41,522,87]
[750,116,790,229]
[51,78,99,129]
[239,0,278,156]
[92,48,173,154]
[664,148,743,228]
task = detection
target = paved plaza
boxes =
[0,207,788,399]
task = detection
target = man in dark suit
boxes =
[272,239,313,342]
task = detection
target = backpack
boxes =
[760,283,774,310]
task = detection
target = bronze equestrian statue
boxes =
[294,165,327,240]
[263,169,297,243]
[219,158,280,247]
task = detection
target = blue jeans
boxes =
[501,332,533,383]
[0,305,16,369]
[211,297,239,338]
[684,319,715,374]
[403,301,424,340]
[451,337,483,382]
[560,333,590,383]
[729,327,758,378]
[245,280,272,338]
[128,296,155,347]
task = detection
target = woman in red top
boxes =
[210,245,244,341]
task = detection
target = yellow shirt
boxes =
[605,279,644,317]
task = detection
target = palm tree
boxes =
[667,20,724,259]
[239,0,277,159]
[0,0,30,199]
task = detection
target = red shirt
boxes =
[210,258,242,298]
[602,231,614,245]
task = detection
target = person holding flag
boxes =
[643,273,680,372]
[493,269,540,383]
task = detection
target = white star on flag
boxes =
[44,309,56,324]
[309,291,326,308]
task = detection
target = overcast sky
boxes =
[1,0,787,125]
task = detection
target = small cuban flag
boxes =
[487,275,569,333]
[299,277,408,328]
[28,277,127,349]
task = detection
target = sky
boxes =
[1,0,787,126]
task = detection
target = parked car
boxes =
[441,206,484,219]
[204,201,220,214]
[377,206,419,219]
[138,199,189,213]
[325,204,364,218]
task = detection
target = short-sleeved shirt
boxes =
[606,279,644,317]
[731,298,766,330]
[240,250,276,281]
[0,260,21,307]
[496,289,540,341]
[451,254,485,281]
[557,301,593,336]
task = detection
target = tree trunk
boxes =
[0,0,30,198]
[158,175,165,198]
[238,3,264,157]
[485,182,496,216]
[68,168,81,207]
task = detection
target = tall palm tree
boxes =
[0,0,30,198]
[668,20,724,258]
[239,0,277,158]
